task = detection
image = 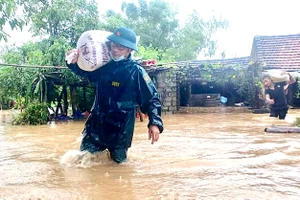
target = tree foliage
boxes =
[175,61,264,108]
[1,0,255,120]
[0,45,37,108]
[99,10,127,32]
[21,0,100,46]
[235,62,264,107]
[0,40,82,109]
[169,10,228,61]
[0,0,27,41]
[115,0,227,61]
[121,0,179,50]
[1,0,98,110]
[11,101,49,125]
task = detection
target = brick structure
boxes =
[147,68,178,114]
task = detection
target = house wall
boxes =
[149,70,179,114]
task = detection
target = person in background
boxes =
[65,27,164,163]
[262,71,296,120]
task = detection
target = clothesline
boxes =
[0,63,67,69]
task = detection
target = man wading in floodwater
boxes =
[65,27,164,163]
[262,72,296,120]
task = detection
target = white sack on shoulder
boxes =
[76,30,112,71]
[265,70,289,83]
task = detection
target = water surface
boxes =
[0,108,300,199]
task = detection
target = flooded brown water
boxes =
[0,107,300,200]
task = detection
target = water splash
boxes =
[60,149,112,168]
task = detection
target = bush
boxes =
[294,117,300,127]
[12,102,50,125]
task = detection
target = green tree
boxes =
[169,10,228,61]
[0,0,26,41]
[235,61,264,108]
[99,10,127,32]
[135,45,175,63]
[117,0,228,61]
[121,0,179,50]
[0,66,35,108]
[21,0,100,47]
[0,44,42,107]
[0,0,100,113]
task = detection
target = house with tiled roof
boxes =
[250,34,300,106]
[251,34,300,71]
[146,56,253,111]
[145,33,300,112]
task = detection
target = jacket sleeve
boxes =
[66,62,105,82]
[137,66,164,133]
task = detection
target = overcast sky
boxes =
[2,0,300,59]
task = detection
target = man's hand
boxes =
[148,125,160,144]
[65,49,79,64]
[267,99,275,104]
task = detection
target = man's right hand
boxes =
[65,49,79,64]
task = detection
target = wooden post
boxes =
[265,126,300,133]
[70,86,76,117]
[83,86,87,109]
[55,88,64,118]
[62,86,68,115]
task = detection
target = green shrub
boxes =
[294,117,300,127]
[12,102,50,125]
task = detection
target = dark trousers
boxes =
[269,108,288,120]
[80,133,128,163]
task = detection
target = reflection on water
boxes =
[0,108,300,199]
